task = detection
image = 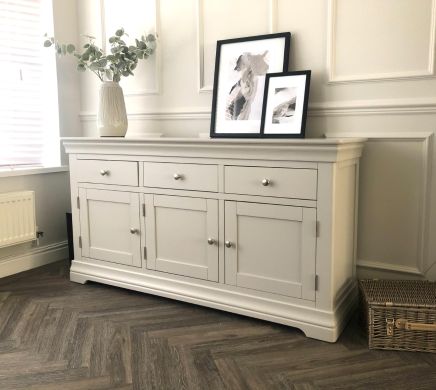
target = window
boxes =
[0,0,59,169]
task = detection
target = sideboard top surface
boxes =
[62,137,366,162]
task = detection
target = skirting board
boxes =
[0,241,68,279]
[70,260,358,343]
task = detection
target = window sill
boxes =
[0,166,69,178]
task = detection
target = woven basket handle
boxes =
[396,318,436,332]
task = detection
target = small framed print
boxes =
[260,70,311,138]
[210,32,291,138]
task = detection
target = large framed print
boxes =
[210,33,291,138]
[260,70,311,138]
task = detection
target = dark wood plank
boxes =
[0,260,434,389]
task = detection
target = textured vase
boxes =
[97,81,128,137]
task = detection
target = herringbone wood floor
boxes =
[0,261,435,389]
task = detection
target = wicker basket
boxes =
[359,279,436,353]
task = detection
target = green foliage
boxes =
[44,29,156,82]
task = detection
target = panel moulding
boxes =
[79,109,211,122]
[309,98,436,116]
[100,0,161,96]
[357,259,423,276]
[325,131,434,277]
[196,0,278,93]
[79,97,436,122]
[327,0,436,83]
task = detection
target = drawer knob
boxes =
[100,169,109,176]
[207,237,216,245]
[173,173,183,180]
[261,178,271,186]
[130,228,139,234]
[225,240,232,248]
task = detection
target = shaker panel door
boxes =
[225,201,316,300]
[145,195,219,282]
[79,188,141,267]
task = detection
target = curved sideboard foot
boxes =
[301,325,339,343]
[70,271,89,285]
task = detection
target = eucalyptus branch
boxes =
[44,28,156,83]
[92,69,104,82]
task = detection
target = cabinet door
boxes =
[145,195,218,282]
[79,188,141,267]
[225,201,316,300]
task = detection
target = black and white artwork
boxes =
[260,71,311,138]
[210,33,290,138]
[271,87,297,124]
[225,52,269,121]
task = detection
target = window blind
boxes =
[0,0,48,168]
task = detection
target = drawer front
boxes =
[224,166,317,199]
[143,162,218,192]
[75,159,138,186]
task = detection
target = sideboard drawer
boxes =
[143,162,218,192]
[75,159,139,186]
[224,166,317,199]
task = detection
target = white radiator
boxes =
[0,191,37,248]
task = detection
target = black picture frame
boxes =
[210,32,291,138]
[260,70,311,138]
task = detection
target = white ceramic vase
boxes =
[97,81,128,137]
